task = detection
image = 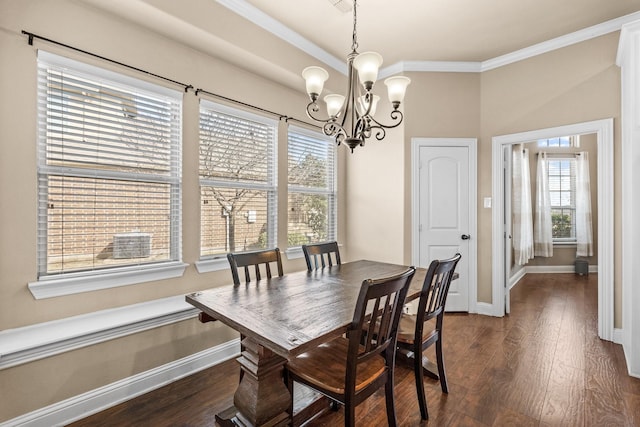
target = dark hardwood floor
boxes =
[68,273,640,426]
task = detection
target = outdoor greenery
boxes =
[551,211,572,238]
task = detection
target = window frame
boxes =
[196,100,278,272]
[547,156,577,244]
[29,51,186,299]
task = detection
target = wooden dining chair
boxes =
[302,241,341,271]
[286,267,416,427]
[396,253,461,420]
[227,247,284,285]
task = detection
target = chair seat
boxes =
[396,314,437,345]
[287,337,386,395]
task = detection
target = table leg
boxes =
[216,337,290,427]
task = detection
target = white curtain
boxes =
[575,152,594,256]
[534,152,553,257]
[512,145,534,265]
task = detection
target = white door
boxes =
[417,144,471,312]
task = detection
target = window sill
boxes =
[284,247,304,260]
[195,257,230,274]
[553,241,577,247]
[28,262,189,299]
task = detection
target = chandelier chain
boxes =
[351,0,359,52]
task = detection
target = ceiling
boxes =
[84,0,640,88]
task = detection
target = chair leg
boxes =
[435,338,449,394]
[384,376,398,427]
[345,401,356,427]
[414,346,429,420]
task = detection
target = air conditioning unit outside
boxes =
[113,232,152,259]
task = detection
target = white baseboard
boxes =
[523,264,598,274]
[509,268,526,290]
[0,339,240,427]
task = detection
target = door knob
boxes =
[461,234,471,240]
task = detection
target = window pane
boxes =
[288,192,333,246]
[199,109,274,184]
[43,176,171,274]
[41,71,174,175]
[200,187,274,255]
[551,208,573,239]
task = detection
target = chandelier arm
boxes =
[323,121,347,141]
[306,102,339,124]
[366,110,404,130]
[366,125,388,141]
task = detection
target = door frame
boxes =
[411,137,478,313]
[491,119,614,341]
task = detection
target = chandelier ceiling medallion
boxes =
[302,0,411,152]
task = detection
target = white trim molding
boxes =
[0,340,240,427]
[491,119,614,341]
[616,19,640,378]
[0,295,198,370]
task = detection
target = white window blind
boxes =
[199,100,277,257]
[36,51,182,277]
[548,157,577,241]
[287,126,337,247]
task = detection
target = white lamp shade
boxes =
[353,52,383,85]
[384,76,411,103]
[357,94,380,116]
[302,66,329,96]
[324,94,345,117]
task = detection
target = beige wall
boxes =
[345,72,481,264]
[480,32,622,316]
[0,0,343,421]
[0,0,625,423]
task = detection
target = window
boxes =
[36,52,182,279]
[548,157,577,241]
[199,100,277,257]
[538,135,580,148]
[287,127,337,247]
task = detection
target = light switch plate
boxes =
[484,197,492,208]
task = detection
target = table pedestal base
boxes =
[214,337,331,427]
[217,338,290,426]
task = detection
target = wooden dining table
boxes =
[186,259,427,427]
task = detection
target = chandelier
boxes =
[302,0,411,152]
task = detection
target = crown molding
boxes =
[481,11,640,72]
[218,0,640,77]
[216,0,347,75]
[380,60,482,78]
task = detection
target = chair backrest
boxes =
[415,253,462,334]
[227,248,284,285]
[347,267,416,392]
[302,241,341,271]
